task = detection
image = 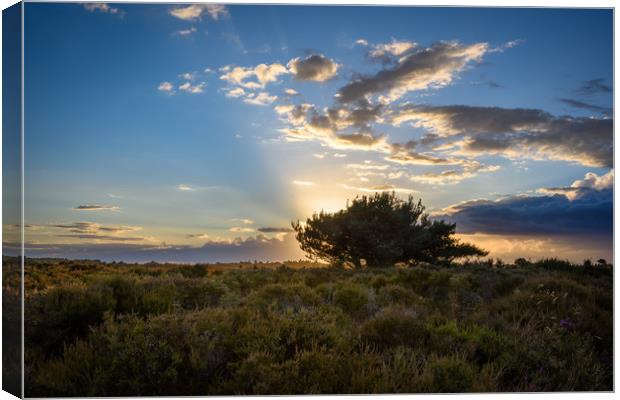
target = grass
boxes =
[2,256,613,395]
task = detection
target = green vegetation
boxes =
[293,192,487,268]
[7,256,612,396]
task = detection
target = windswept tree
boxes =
[292,192,487,268]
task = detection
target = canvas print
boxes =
[2,2,614,397]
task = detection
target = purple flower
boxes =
[559,318,575,330]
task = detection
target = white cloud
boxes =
[177,184,194,191]
[243,92,277,106]
[179,81,206,94]
[369,39,417,60]
[346,161,390,171]
[409,162,500,185]
[220,63,288,89]
[538,170,614,200]
[292,180,314,186]
[179,72,197,81]
[83,3,121,15]
[225,87,246,98]
[158,81,174,92]
[231,218,254,225]
[174,27,197,36]
[169,4,228,21]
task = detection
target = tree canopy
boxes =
[292,192,487,268]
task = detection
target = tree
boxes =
[292,192,487,268]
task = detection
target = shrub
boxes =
[361,307,428,350]
[423,355,475,393]
[333,282,370,318]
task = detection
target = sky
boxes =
[5,3,613,263]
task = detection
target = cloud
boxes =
[409,161,500,185]
[277,102,393,153]
[173,27,197,36]
[231,218,254,225]
[257,227,294,233]
[343,183,416,194]
[559,98,611,116]
[346,161,390,171]
[284,88,299,96]
[288,54,340,82]
[243,92,277,106]
[220,63,288,89]
[187,233,211,240]
[576,78,612,96]
[50,222,140,234]
[488,39,524,53]
[385,149,456,166]
[47,221,147,243]
[368,39,417,63]
[225,87,246,98]
[177,184,195,191]
[229,227,255,233]
[57,234,143,241]
[455,233,611,264]
[390,104,613,168]
[83,3,122,15]
[538,170,613,200]
[219,63,287,105]
[439,186,612,237]
[355,39,369,46]
[292,180,314,186]
[169,4,228,21]
[336,41,489,103]
[73,204,120,211]
[203,4,228,20]
[179,82,206,94]
[179,72,198,81]
[10,233,304,263]
[158,81,174,92]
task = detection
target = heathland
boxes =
[2,256,613,395]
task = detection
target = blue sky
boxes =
[11,3,613,262]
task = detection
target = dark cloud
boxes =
[288,54,339,82]
[50,222,136,234]
[337,41,488,103]
[441,189,612,237]
[74,204,119,211]
[391,104,613,167]
[558,98,611,116]
[12,234,304,263]
[257,227,294,233]
[57,234,144,241]
[486,80,503,88]
[576,78,612,96]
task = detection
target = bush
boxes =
[361,307,428,350]
[333,282,371,318]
